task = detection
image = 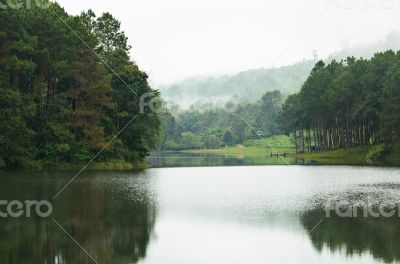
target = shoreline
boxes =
[0,160,150,171]
[4,145,400,170]
[180,144,400,167]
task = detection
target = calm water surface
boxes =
[1,156,400,263]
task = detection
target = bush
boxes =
[366,145,392,163]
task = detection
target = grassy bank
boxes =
[185,135,296,156]
[185,137,400,166]
[298,146,373,165]
[35,160,149,171]
[298,144,400,166]
[187,145,295,155]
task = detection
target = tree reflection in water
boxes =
[301,208,400,263]
[0,172,157,264]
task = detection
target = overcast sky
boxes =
[57,0,400,86]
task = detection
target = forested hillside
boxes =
[279,51,400,155]
[0,2,160,168]
[160,50,400,155]
[159,90,283,150]
[160,60,316,106]
[160,32,400,107]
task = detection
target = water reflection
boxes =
[1,166,400,264]
[301,207,400,263]
[0,172,156,264]
[148,151,300,167]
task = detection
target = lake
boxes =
[1,155,400,263]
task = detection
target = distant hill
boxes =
[159,60,316,107]
[328,31,400,61]
[159,31,400,107]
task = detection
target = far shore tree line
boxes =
[158,90,284,150]
[160,50,400,154]
[279,51,400,153]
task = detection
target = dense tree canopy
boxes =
[279,51,400,152]
[0,1,160,168]
[159,90,283,150]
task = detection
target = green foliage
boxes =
[279,51,400,153]
[223,130,235,146]
[366,145,392,163]
[0,88,36,168]
[160,90,284,150]
[244,135,294,148]
[181,132,203,149]
[0,4,160,168]
[160,60,317,103]
[160,31,400,106]
[202,134,223,149]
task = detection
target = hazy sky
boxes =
[57,0,400,86]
